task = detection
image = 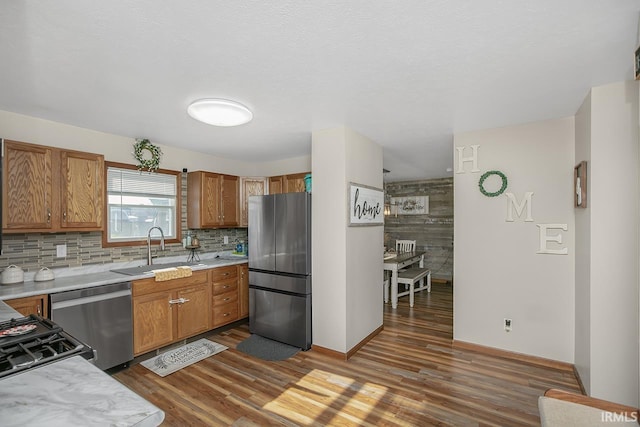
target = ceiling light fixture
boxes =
[187,98,253,127]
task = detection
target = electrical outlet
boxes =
[224,236,229,244]
[504,318,512,332]
[56,244,67,258]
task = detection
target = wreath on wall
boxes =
[478,170,508,197]
[133,138,162,173]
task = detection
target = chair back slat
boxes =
[396,240,416,253]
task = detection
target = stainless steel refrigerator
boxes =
[248,192,311,350]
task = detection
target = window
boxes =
[104,162,181,246]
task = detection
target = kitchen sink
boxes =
[110,261,206,276]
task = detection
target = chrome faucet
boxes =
[147,226,165,265]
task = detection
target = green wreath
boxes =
[478,170,508,197]
[133,139,162,173]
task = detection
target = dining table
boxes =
[383,251,425,308]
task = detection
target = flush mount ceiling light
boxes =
[187,98,253,127]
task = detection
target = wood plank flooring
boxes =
[114,284,581,426]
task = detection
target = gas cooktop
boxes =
[0,315,94,378]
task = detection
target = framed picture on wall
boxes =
[635,45,640,80]
[348,182,384,226]
[574,161,587,208]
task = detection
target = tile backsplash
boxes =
[0,228,248,272]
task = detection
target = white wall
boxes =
[311,127,348,351]
[0,110,311,176]
[311,126,383,353]
[575,81,639,406]
[574,91,592,391]
[344,127,384,350]
[453,117,575,362]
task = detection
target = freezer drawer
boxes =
[249,287,311,350]
[249,270,311,294]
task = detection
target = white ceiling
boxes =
[1,1,638,181]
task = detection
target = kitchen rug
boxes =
[141,338,227,377]
[236,334,300,361]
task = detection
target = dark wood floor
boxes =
[114,284,581,426]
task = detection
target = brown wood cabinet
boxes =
[187,171,239,228]
[3,140,104,232]
[210,265,239,328]
[238,263,249,319]
[5,294,49,318]
[268,172,309,194]
[239,177,267,227]
[132,271,211,356]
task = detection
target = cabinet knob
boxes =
[47,209,51,223]
[62,211,67,222]
[37,306,41,316]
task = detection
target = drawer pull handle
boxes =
[169,298,190,305]
[223,297,230,301]
[223,313,230,317]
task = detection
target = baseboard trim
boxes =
[573,365,587,395]
[312,325,384,361]
[451,340,575,371]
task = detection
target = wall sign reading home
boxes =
[349,183,384,226]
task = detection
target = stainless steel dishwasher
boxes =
[50,281,133,370]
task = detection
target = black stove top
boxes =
[0,315,94,378]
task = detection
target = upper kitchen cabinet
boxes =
[239,177,267,227]
[3,140,104,232]
[268,173,309,194]
[187,171,239,228]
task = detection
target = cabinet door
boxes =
[238,264,249,318]
[60,150,104,229]
[269,176,283,194]
[285,173,308,193]
[5,294,48,318]
[133,291,174,356]
[240,178,266,227]
[176,283,211,339]
[220,175,239,227]
[3,141,53,230]
[188,171,223,228]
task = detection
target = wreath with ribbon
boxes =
[478,170,508,197]
[133,139,162,173]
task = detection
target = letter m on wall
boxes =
[505,192,534,222]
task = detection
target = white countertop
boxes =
[0,355,164,427]
[0,252,248,301]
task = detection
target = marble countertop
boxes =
[0,355,164,427]
[0,252,248,301]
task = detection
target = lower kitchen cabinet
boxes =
[5,294,49,318]
[132,270,211,356]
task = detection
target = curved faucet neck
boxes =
[147,227,166,265]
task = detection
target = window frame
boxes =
[102,161,182,248]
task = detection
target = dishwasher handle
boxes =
[51,289,131,310]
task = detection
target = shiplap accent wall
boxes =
[0,173,247,272]
[384,177,453,282]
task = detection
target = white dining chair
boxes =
[396,240,416,253]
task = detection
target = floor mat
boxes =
[236,334,300,361]
[141,338,227,377]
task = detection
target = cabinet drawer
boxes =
[212,302,238,327]
[133,270,208,296]
[213,290,238,307]
[210,265,237,282]
[212,278,238,295]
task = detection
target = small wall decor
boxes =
[635,45,640,80]
[349,182,384,226]
[390,196,429,215]
[133,138,162,173]
[478,170,508,197]
[574,161,587,208]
